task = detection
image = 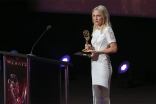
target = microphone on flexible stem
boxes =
[27,25,52,56]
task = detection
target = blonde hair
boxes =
[92,5,111,35]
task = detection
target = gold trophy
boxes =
[74,30,93,56]
[82,30,92,54]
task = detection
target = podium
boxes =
[0,51,72,104]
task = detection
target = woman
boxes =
[85,5,117,104]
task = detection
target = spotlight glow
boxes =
[118,61,130,73]
[61,55,70,67]
[62,58,68,62]
[10,50,18,53]
[121,64,127,70]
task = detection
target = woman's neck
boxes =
[97,24,105,30]
[97,26,102,30]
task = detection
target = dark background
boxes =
[0,1,156,83]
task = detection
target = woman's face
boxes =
[92,10,104,27]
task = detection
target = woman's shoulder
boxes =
[105,26,112,30]
[103,26,113,33]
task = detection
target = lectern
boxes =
[0,51,72,104]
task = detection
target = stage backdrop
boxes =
[28,0,156,18]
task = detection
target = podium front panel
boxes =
[0,52,63,104]
[4,55,28,104]
[29,58,61,104]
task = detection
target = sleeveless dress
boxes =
[91,26,116,101]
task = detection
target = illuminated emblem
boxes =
[8,74,27,104]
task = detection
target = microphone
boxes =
[28,25,52,56]
[46,25,52,31]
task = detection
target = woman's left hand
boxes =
[89,50,99,57]
[90,50,97,54]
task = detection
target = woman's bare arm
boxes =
[91,42,117,55]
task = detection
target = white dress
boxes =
[91,26,116,103]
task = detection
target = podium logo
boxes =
[7,59,27,67]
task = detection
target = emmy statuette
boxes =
[74,30,94,57]
[82,30,93,54]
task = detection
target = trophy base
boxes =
[82,49,93,54]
